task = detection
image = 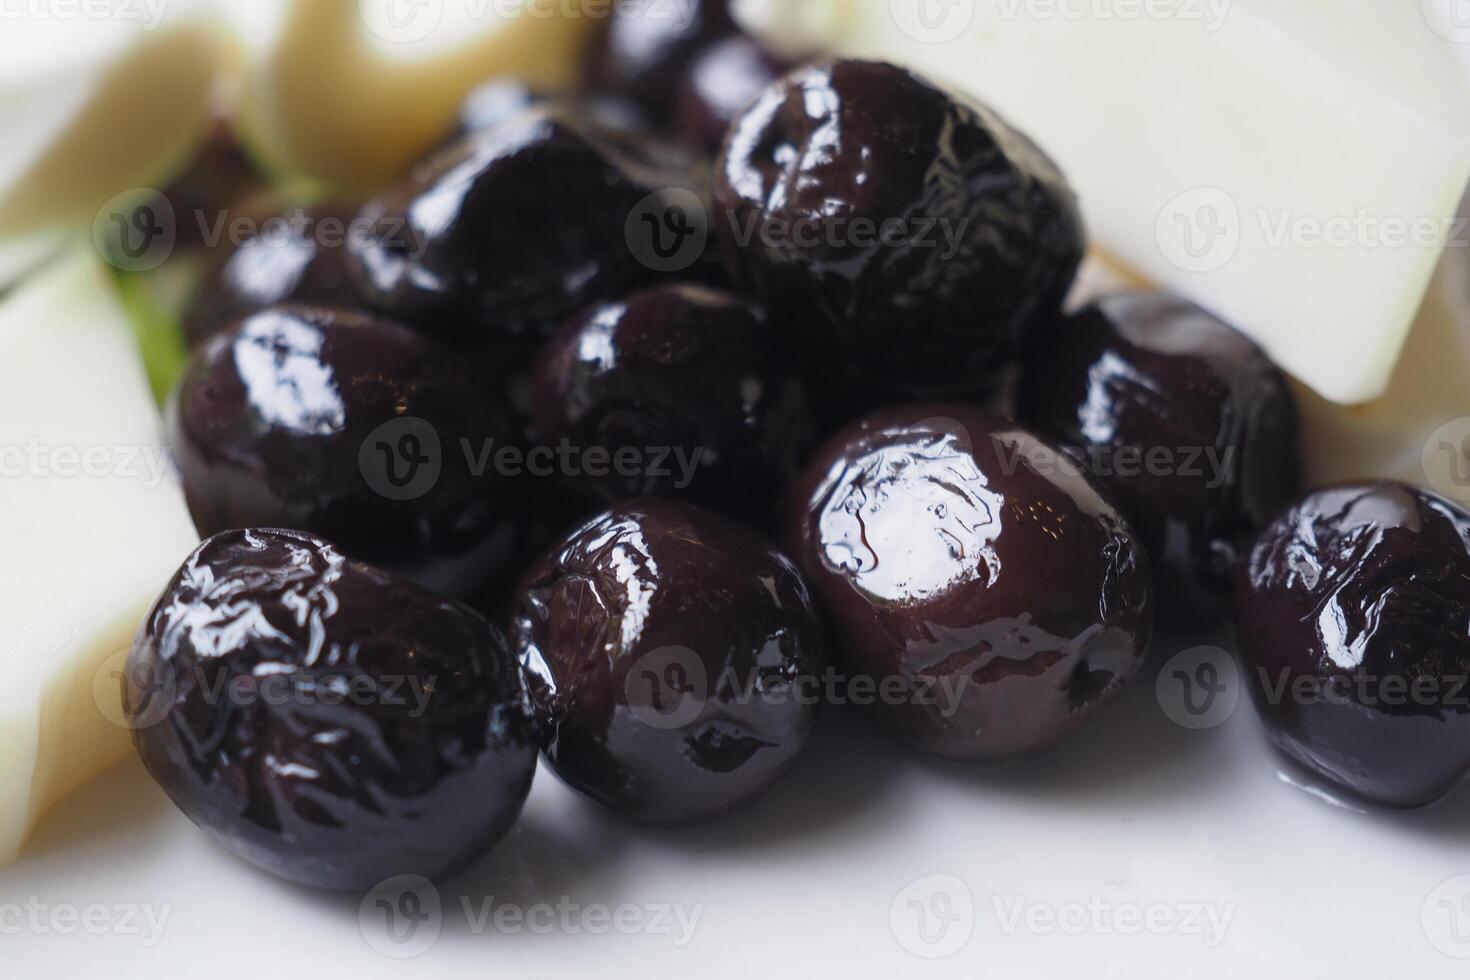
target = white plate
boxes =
[5,623,1470,979]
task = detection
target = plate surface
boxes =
[5,625,1470,979]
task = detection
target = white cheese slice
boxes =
[0,3,230,240]
[1296,225,1470,499]
[0,250,198,864]
[234,0,595,191]
[734,0,1470,405]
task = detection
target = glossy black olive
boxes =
[675,34,788,154]
[714,59,1085,397]
[346,106,702,341]
[125,528,538,891]
[585,0,736,121]
[1017,292,1301,621]
[169,304,519,597]
[512,498,825,826]
[1236,483,1470,808]
[182,203,364,350]
[785,406,1154,761]
[528,283,810,518]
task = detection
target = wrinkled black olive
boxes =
[346,105,703,341]
[169,304,519,597]
[1017,291,1301,621]
[512,498,825,826]
[714,59,1085,397]
[182,202,363,349]
[528,283,810,518]
[585,0,736,121]
[1236,483,1470,808]
[785,405,1154,761]
[675,34,789,154]
[125,528,538,891]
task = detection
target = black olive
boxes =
[584,0,737,121]
[785,405,1154,761]
[1017,291,1301,622]
[182,203,363,350]
[346,105,705,341]
[125,528,538,891]
[170,304,520,597]
[714,59,1085,397]
[512,499,825,825]
[1236,482,1470,808]
[528,282,811,519]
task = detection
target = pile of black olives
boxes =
[125,0,1464,893]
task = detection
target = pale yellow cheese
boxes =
[0,251,198,863]
[0,7,231,239]
[234,0,597,192]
